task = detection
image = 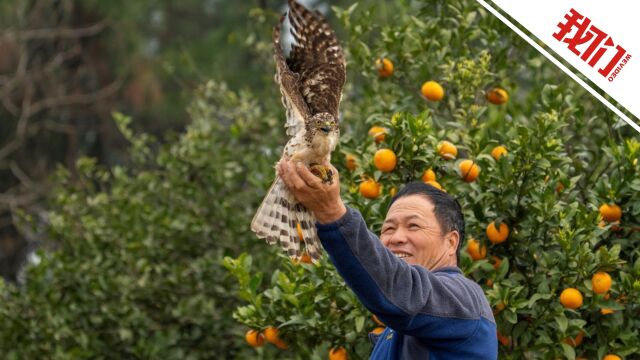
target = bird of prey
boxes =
[251,0,346,263]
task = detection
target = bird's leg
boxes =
[309,163,333,184]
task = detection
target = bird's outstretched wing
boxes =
[273,14,311,138]
[286,0,346,119]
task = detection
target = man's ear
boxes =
[446,231,460,257]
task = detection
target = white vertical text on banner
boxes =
[478,0,640,133]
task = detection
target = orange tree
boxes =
[226,1,640,359]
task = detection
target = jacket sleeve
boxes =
[316,206,493,341]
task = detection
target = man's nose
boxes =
[388,229,409,245]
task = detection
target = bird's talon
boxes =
[309,163,332,184]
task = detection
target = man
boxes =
[277,159,498,359]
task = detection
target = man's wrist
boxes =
[315,201,347,224]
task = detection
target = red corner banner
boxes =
[477,1,640,133]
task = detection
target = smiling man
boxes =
[277,159,497,359]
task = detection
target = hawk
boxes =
[251,0,346,263]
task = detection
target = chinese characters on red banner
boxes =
[553,8,632,82]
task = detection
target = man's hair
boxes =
[388,181,465,264]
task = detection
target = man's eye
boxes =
[382,227,395,234]
[409,224,420,229]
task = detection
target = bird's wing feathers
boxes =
[273,14,311,138]
[287,0,346,118]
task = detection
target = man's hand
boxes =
[277,159,347,224]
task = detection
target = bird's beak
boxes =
[320,126,330,133]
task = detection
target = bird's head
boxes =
[310,113,338,136]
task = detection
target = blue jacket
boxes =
[316,207,497,359]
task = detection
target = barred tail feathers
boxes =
[251,177,300,257]
[251,177,324,262]
[294,206,322,263]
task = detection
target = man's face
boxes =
[380,195,458,269]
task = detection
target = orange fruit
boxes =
[563,331,584,347]
[493,302,505,315]
[560,288,583,309]
[437,140,457,160]
[329,346,348,360]
[459,159,480,182]
[603,355,621,360]
[373,149,397,172]
[600,308,614,315]
[368,126,387,143]
[486,87,509,105]
[264,326,287,349]
[345,154,357,171]
[466,238,487,260]
[245,329,265,348]
[421,168,437,183]
[591,272,612,294]
[424,180,444,191]
[421,81,444,101]
[555,182,565,193]
[491,145,508,160]
[372,314,384,326]
[497,331,511,346]
[389,186,397,197]
[486,222,509,244]
[296,223,303,241]
[491,256,502,270]
[599,203,622,222]
[299,251,312,264]
[375,58,394,78]
[370,327,385,335]
[359,179,382,199]
[486,279,494,287]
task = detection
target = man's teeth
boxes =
[394,253,411,259]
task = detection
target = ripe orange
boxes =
[466,238,487,260]
[486,222,509,244]
[486,87,509,105]
[563,331,584,347]
[559,288,583,309]
[421,81,445,101]
[264,326,287,349]
[603,355,621,360]
[359,179,382,199]
[459,159,480,182]
[299,251,312,264]
[555,182,565,193]
[368,126,387,143]
[329,346,348,360]
[421,168,436,183]
[600,308,614,315]
[424,180,444,191]
[491,145,508,160]
[491,256,502,270]
[245,329,265,348]
[591,272,612,294]
[372,314,384,326]
[370,327,386,335]
[345,153,357,171]
[373,149,397,172]
[296,223,303,241]
[497,331,510,346]
[437,140,457,160]
[375,58,394,78]
[599,203,622,222]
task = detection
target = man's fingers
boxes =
[282,161,307,190]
